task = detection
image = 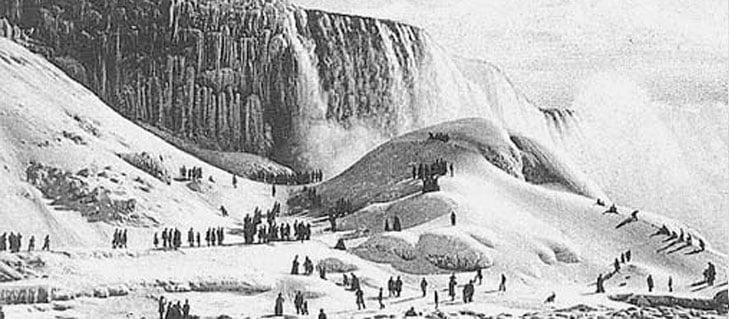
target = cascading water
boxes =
[0,0,579,175]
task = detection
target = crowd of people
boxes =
[251,169,323,185]
[0,233,51,253]
[327,198,352,232]
[154,227,225,249]
[111,229,128,249]
[178,165,203,181]
[427,132,451,142]
[301,186,323,208]
[384,216,403,232]
[241,204,313,245]
[157,296,191,319]
[412,159,453,180]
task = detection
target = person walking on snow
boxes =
[355,288,366,310]
[42,235,50,251]
[449,273,457,301]
[274,293,285,316]
[378,287,385,309]
[647,275,654,292]
[420,277,428,297]
[291,255,300,275]
[27,236,35,252]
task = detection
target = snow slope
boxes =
[0,37,275,250]
[293,117,726,297]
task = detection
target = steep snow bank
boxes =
[0,38,274,249]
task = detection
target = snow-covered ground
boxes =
[0,34,726,319]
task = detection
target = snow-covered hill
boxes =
[0,37,275,249]
[291,117,726,297]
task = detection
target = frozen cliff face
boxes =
[0,0,574,173]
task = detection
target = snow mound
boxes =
[354,229,494,274]
[305,117,725,293]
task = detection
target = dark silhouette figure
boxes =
[704,262,716,285]
[545,292,556,303]
[355,288,366,310]
[42,235,50,251]
[647,275,654,292]
[274,293,285,316]
[420,277,428,297]
[318,309,327,319]
[291,255,300,275]
[158,296,165,319]
[450,211,456,226]
[393,216,402,232]
[448,273,457,301]
[668,276,673,292]
[378,288,385,309]
[498,274,507,292]
[596,274,605,293]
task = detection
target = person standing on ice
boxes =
[42,235,50,251]
[395,276,403,297]
[647,275,654,292]
[475,268,483,285]
[187,228,194,247]
[420,277,428,297]
[182,299,190,318]
[27,235,35,252]
[596,274,605,293]
[450,211,456,226]
[291,255,300,275]
[318,308,327,319]
[154,232,159,248]
[448,273,457,301]
[462,281,469,303]
[122,229,128,248]
[157,296,165,319]
[351,273,361,291]
[498,274,507,292]
[303,256,313,275]
[387,276,395,296]
[704,262,716,285]
[378,287,385,309]
[613,258,621,273]
[355,287,366,310]
[668,276,673,292]
[434,290,439,309]
[393,216,402,232]
[196,232,201,247]
[274,293,285,316]
[294,291,303,314]
[272,184,276,197]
